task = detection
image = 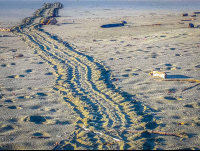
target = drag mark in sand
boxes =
[11,2,161,150]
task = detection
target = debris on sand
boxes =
[0,28,11,32]
[40,17,57,25]
[149,70,167,79]
[141,23,162,26]
[182,13,188,16]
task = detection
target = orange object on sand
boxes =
[0,28,11,32]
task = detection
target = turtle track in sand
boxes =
[11,2,156,150]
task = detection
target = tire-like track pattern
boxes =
[11,3,156,150]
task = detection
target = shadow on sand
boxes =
[167,75,192,79]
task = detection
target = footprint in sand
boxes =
[148,52,158,58]
[5,88,14,91]
[6,75,26,78]
[8,118,18,123]
[45,72,53,75]
[7,105,21,109]
[17,96,26,99]
[163,63,180,70]
[38,61,45,64]
[36,92,48,97]
[23,115,47,124]
[124,69,132,72]
[0,125,15,133]
[122,74,129,77]
[25,69,33,73]
[11,63,16,65]
[164,63,173,70]
[164,96,177,100]
[140,114,157,129]
[1,64,8,67]
[157,96,178,104]
[0,94,4,99]
[32,132,44,136]
[184,102,200,108]
[167,88,177,93]
[17,95,33,100]
[193,118,200,126]
[147,46,153,49]
[165,64,172,67]
[175,54,181,56]
[32,132,50,138]
[195,64,200,68]
[4,99,15,103]
[50,109,56,112]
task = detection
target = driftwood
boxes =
[181,18,196,21]
[150,70,200,92]
[107,129,186,137]
[13,54,24,58]
[31,136,50,139]
[181,83,200,92]
[141,23,162,26]
[158,79,200,92]
[159,79,200,82]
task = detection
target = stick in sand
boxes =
[159,79,200,82]
[181,83,200,92]
[31,136,50,139]
[107,129,186,137]
[158,79,200,92]
[149,70,200,92]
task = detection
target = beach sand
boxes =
[0,31,76,150]
[0,3,200,150]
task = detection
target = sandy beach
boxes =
[0,1,200,150]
